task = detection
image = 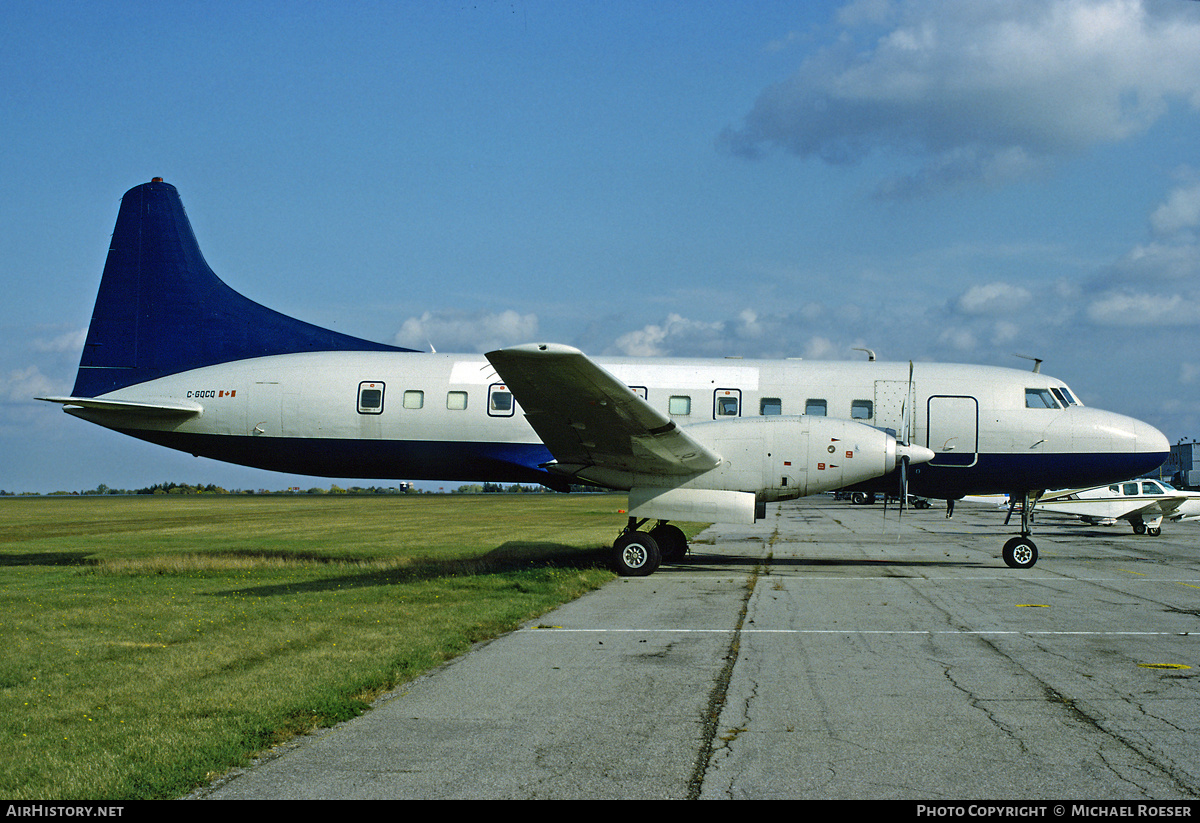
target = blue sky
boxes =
[3,0,1200,493]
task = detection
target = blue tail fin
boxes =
[71,179,414,397]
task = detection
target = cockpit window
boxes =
[1025,388,1061,409]
[1141,481,1165,495]
[1053,386,1080,406]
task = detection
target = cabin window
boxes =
[1142,481,1165,495]
[669,396,691,416]
[358,382,384,414]
[629,386,648,400]
[447,391,468,411]
[1122,482,1138,496]
[760,397,782,416]
[715,390,740,417]
[1025,389,1060,409]
[851,399,873,420]
[805,399,827,416]
[403,390,424,410]
[488,384,515,417]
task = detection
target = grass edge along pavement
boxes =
[0,493,703,800]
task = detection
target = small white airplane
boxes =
[1037,479,1200,535]
[39,180,1170,574]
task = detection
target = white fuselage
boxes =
[68,350,1168,500]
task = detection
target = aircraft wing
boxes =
[485,344,721,480]
[1037,495,1183,522]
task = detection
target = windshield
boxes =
[1051,386,1080,407]
[1025,388,1060,409]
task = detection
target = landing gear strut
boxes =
[1002,491,1042,569]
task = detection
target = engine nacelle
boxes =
[626,415,933,525]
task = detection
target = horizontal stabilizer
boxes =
[37,396,203,416]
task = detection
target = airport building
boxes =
[1162,441,1200,489]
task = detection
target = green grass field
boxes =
[0,493,663,800]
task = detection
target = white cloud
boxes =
[936,326,977,352]
[30,328,87,354]
[836,0,894,27]
[1150,178,1200,239]
[719,0,1200,195]
[393,309,538,353]
[611,313,726,357]
[801,336,840,360]
[1085,291,1198,326]
[954,281,1033,315]
[2,366,58,403]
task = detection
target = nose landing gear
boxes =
[1002,490,1042,569]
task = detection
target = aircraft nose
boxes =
[1136,418,1170,456]
[1056,407,1168,455]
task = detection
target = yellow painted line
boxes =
[1016,604,1049,608]
[1138,663,1192,670]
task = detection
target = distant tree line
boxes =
[6,482,424,497]
[5,480,605,497]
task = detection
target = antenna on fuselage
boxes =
[853,347,876,361]
[1014,354,1042,373]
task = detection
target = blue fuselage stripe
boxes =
[118,428,1166,499]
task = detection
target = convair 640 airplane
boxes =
[40,180,1169,575]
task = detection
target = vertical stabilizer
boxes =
[71,179,412,397]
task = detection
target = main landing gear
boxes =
[1131,518,1162,537]
[1002,491,1042,569]
[612,518,688,576]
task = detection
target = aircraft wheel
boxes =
[1002,537,1038,569]
[649,524,688,562]
[613,532,661,577]
[1147,527,1161,536]
[1133,522,1147,535]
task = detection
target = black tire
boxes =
[613,532,661,576]
[649,524,688,562]
[1002,536,1038,569]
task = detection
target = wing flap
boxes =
[485,344,719,478]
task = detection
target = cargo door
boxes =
[926,395,978,467]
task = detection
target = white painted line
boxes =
[525,627,1194,636]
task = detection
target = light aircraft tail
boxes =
[70,178,413,398]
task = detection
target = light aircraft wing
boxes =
[485,344,721,479]
[1037,494,1186,523]
[37,396,203,417]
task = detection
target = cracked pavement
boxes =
[197,497,1200,800]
